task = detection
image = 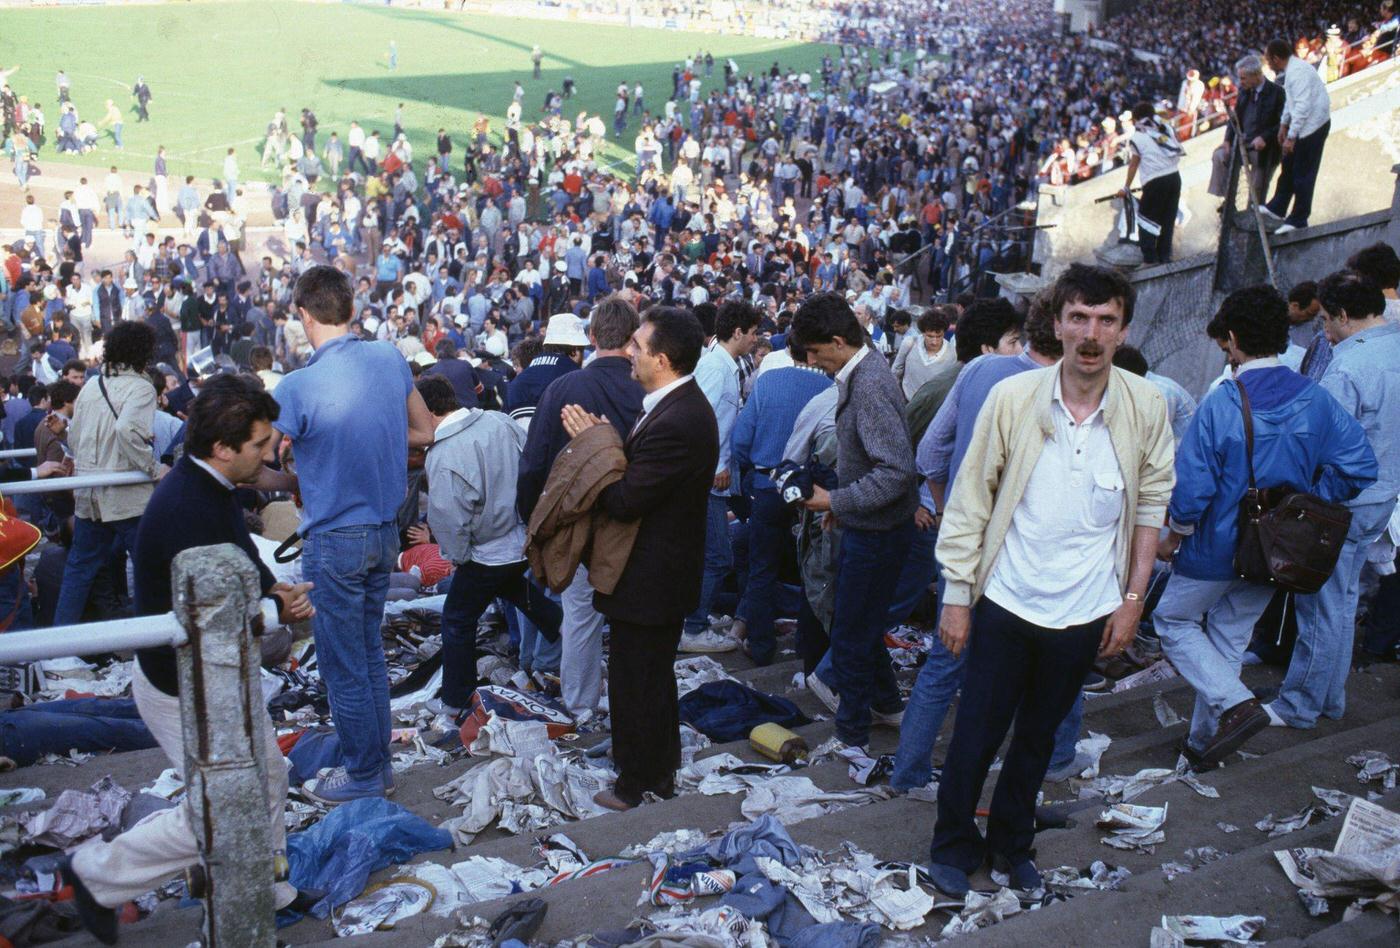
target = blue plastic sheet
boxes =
[285,796,453,918]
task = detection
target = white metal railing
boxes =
[0,449,36,460]
[2,471,155,495]
[0,600,279,664]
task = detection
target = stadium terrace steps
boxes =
[32,656,1400,946]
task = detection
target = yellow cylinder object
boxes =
[749,723,808,764]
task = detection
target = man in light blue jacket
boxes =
[1154,285,1376,771]
[1272,270,1400,728]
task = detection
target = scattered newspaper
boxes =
[1159,914,1265,943]
[1273,797,1400,917]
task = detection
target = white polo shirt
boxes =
[983,371,1125,629]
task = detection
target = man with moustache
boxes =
[925,264,1176,896]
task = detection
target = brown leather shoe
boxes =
[593,789,636,811]
[1198,698,1269,768]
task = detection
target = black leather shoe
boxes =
[60,856,117,945]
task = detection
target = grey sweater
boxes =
[828,350,920,531]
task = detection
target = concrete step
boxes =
[35,658,1400,946]
[966,786,1400,946]
[284,717,1400,946]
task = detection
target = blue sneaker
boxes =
[925,861,970,897]
[303,767,385,806]
[991,854,1043,892]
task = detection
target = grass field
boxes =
[0,0,833,185]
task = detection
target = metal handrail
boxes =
[2,471,154,495]
[0,449,36,460]
[0,599,280,664]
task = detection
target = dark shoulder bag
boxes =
[1233,380,1352,593]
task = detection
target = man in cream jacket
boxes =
[924,264,1175,897]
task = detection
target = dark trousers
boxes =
[930,597,1104,871]
[1138,172,1181,264]
[439,560,561,708]
[608,619,683,805]
[743,486,790,665]
[830,521,915,745]
[1266,121,1329,227]
[795,598,829,675]
[1361,566,1400,659]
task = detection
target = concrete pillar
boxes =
[172,544,277,948]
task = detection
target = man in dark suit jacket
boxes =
[1210,55,1285,203]
[560,306,718,810]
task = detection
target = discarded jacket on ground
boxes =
[677,680,812,744]
[678,681,810,744]
[0,697,155,767]
[286,796,453,918]
[525,422,639,594]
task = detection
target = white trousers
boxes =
[559,564,607,717]
[70,664,290,908]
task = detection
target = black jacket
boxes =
[133,457,276,696]
[591,378,718,627]
[1233,80,1285,164]
[517,355,644,521]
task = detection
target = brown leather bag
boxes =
[1233,380,1352,594]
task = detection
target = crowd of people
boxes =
[0,0,1398,938]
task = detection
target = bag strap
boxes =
[97,374,120,422]
[1233,379,1257,491]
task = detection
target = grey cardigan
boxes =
[828,350,920,531]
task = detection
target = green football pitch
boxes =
[0,0,834,185]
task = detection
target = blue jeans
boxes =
[683,494,733,637]
[1154,573,1276,752]
[1274,499,1395,728]
[887,520,939,626]
[300,523,397,782]
[0,563,32,631]
[54,516,141,626]
[504,575,563,676]
[829,521,915,746]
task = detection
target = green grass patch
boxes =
[0,0,835,184]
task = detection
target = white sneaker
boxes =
[1257,205,1283,221]
[805,673,840,714]
[871,707,904,728]
[678,629,738,653]
[1262,702,1286,727]
[1273,223,1298,234]
[425,697,465,719]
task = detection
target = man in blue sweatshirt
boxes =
[732,334,832,665]
[1155,285,1376,770]
[517,296,643,717]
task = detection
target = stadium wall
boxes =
[1125,190,1397,398]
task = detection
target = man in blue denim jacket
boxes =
[1154,285,1376,771]
[1271,270,1400,728]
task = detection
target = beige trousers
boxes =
[70,664,290,908]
